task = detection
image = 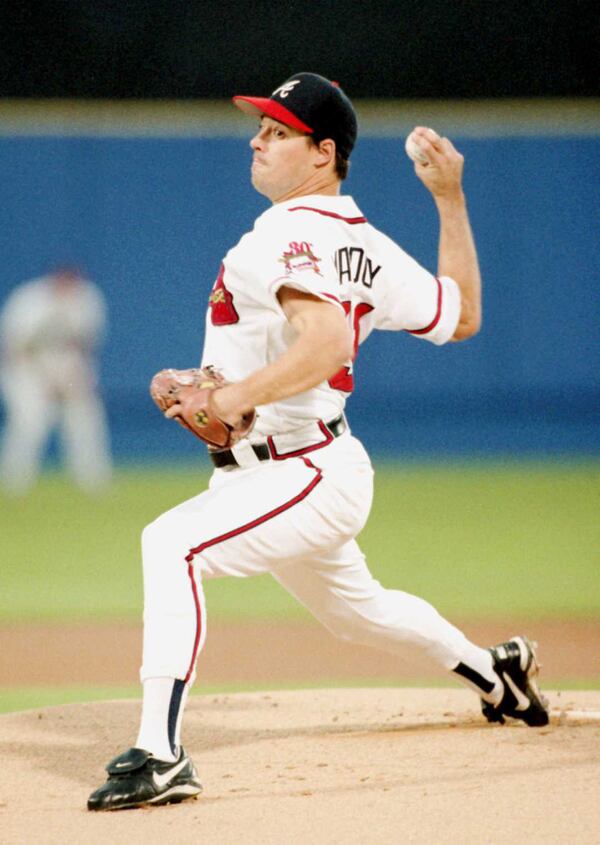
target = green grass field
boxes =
[2,460,598,712]
[1,460,599,623]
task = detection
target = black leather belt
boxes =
[210,414,346,469]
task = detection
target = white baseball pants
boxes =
[140,432,494,687]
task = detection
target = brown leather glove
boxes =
[150,366,256,449]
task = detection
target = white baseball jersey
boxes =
[201,194,460,437]
[139,191,498,742]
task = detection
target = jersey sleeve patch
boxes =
[278,241,323,276]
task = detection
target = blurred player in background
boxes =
[0,266,112,495]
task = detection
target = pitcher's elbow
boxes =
[452,313,481,341]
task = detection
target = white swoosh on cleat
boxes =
[153,758,188,789]
[503,672,531,711]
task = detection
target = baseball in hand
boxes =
[405,132,431,166]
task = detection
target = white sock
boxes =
[136,677,189,762]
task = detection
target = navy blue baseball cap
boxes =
[233,72,357,159]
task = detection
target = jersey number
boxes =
[328,301,374,393]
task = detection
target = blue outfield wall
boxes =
[0,134,598,461]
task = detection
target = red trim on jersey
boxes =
[406,276,443,335]
[328,301,374,393]
[320,292,342,305]
[288,206,367,225]
[267,419,334,460]
[351,302,375,356]
[232,96,313,134]
[182,461,323,679]
[183,563,203,683]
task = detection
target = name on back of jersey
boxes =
[334,247,381,289]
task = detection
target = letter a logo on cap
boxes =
[272,80,301,99]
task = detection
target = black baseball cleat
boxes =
[87,746,202,811]
[481,635,550,727]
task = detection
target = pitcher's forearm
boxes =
[213,320,351,422]
[436,192,482,340]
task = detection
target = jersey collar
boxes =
[265,194,363,218]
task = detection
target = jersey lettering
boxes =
[328,300,374,393]
[208,264,239,325]
[334,247,381,288]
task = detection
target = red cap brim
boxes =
[232,96,313,134]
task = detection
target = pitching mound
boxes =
[1,688,599,845]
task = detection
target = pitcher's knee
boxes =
[141,513,190,568]
[324,609,376,645]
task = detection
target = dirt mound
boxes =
[1,688,599,844]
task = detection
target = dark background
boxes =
[2,0,598,99]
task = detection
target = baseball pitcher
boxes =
[88,73,549,811]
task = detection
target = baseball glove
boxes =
[150,366,256,449]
